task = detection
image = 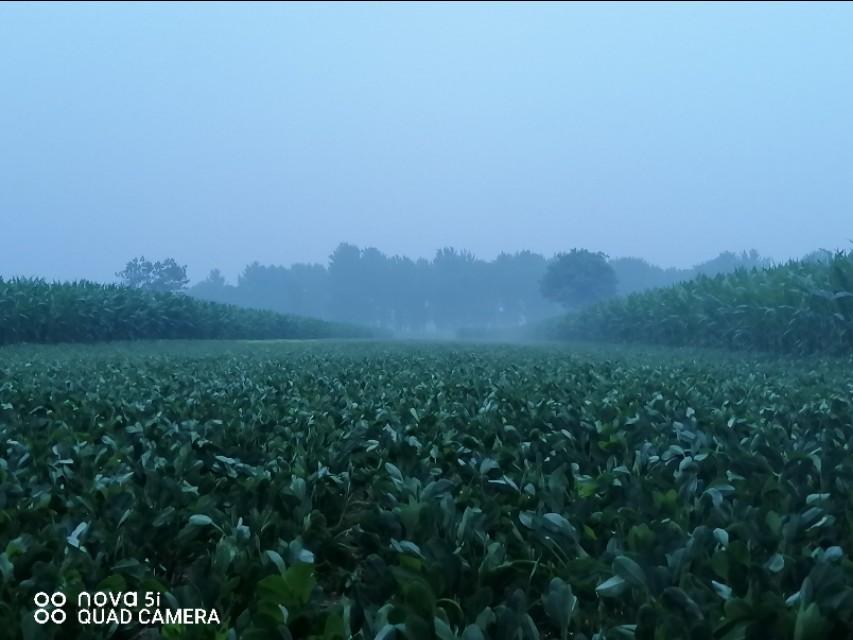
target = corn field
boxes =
[0,278,376,345]
[540,251,853,357]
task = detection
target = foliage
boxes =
[691,250,773,277]
[186,244,780,334]
[608,250,773,298]
[116,257,190,293]
[3,340,853,639]
[539,250,853,357]
[189,245,566,333]
[800,249,835,265]
[0,278,377,346]
[540,249,618,310]
[608,257,683,297]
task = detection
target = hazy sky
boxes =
[2,1,852,284]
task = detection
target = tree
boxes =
[205,268,226,289]
[288,263,330,319]
[540,249,617,310]
[801,249,834,264]
[608,256,685,296]
[430,247,491,331]
[692,249,773,276]
[117,256,189,293]
[188,268,235,305]
[327,242,367,324]
[492,250,560,325]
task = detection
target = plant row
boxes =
[538,251,853,357]
[0,278,377,345]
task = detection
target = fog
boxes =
[2,2,852,329]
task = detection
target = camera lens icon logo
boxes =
[34,592,67,624]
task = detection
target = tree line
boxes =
[118,245,782,334]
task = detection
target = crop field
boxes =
[0,278,378,346]
[2,340,853,640]
[539,251,853,358]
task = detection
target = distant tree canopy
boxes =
[187,243,563,333]
[608,256,683,296]
[692,249,773,276]
[801,249,835,265]
[117,257,189,293]
[540,249,618,310]
[184,243,776,334]
[610,250,776,296]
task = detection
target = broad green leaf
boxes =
[596,575,627,598]
[543,577,577,631]
[612,556,647,590]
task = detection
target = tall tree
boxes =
[492,250,559,325]
[609,257,682,296]
[430,247,491,330]
[237,262,299,313]
[117,256,189,293]
[540,249,617,310]
[692,250,772,277]
[328,243,367,324]
[189,269,233,304]
[288,263,330,319]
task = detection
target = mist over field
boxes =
[3,4,853,640]
[2,2,852,296]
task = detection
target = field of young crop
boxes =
[2,340,853,640]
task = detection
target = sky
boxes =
[2,1,852,284]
